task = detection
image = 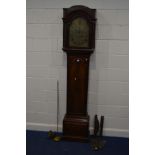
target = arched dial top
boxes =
[69,17,89,48]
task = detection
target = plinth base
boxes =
[63,114,89,142]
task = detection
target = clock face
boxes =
[69,17,89,48]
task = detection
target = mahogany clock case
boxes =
[62,5,96,142]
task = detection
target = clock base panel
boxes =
[63,114,89,142]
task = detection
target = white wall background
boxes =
[26,0,129,137]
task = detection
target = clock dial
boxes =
[69,17,89,48]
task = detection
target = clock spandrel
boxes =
[69,17,89,48]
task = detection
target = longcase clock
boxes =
[62,5,96,142]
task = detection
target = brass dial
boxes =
[69,18,89,48]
